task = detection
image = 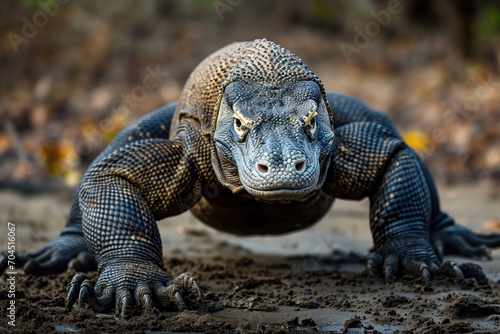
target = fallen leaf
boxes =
[483,220,500,232]
[402,130,432,152]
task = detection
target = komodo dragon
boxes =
[2,39,500,318]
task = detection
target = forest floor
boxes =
[0,181,500,333]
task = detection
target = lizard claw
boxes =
[428,261,488,285]
[1,234,96,276]
[431,225,500,261]
[135,282,153,310]
[154,273,204,311]
[453,262,488,285]
[68,251,97,272]
[65,261,204,318]
[417,261,432,286]
[367,245,489,286]
[366,252,384,278]
[116,289,134,318]
[66,273,87,310]
[366,239,441,285]
[66,273,114,313]
[383,254,399,283]
[440,261,465,282]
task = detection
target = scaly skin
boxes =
[2,39,500,318]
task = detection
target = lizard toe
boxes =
[0,248,42,275]
[172,273,204,301]
[463,230,500,248]
[415,261,432,287]
[367,239,441,285]
[456,262,488,285]
[0,252,32,276]
[66,273,89,311]
[116,288,134,319]
[24,255,67,276]
[154,273,204,311]
[65,260,202,318]
[0,247,45,276]
[433,261,488,285]
[0,256,7,276]
[383,254,399,283]
[7,233,91,276]
[66,273,114,313]
[134,282,153,310]
[366,252,384,278]
[431,225,500,260]
[400,257,437,286]
[67,251,97,273]
[439,260,465,283]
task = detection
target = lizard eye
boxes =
[233,116,248,140]
[303,101,318,138]
[308,115,317,134]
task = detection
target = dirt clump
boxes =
[2,255,500,333]
[443,295,500,319]
[343,316,363,332]
[381,295,409,308]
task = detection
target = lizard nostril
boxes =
[257,163,269,174]
[295,160,305,171]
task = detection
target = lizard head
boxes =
[213,79,334,202]
[178,38,335,202]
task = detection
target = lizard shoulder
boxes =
[323,121,406,199]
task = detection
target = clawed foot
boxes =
[0,234,96,276]
[366,240,488,286]
[65,259,204,318]
[431,225,500,261]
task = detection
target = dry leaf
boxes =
[483,220,500,232]
[402,130,432,152]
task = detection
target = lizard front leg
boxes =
[326,92,500,266]
[367,147,438,282]
[366,148,488,284]
[325,122,486,284]
[65,127,209,318]
[0,103,178,276]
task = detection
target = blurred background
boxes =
[1,0,500,194]
[0,0,500,286]
[2,5,500,330]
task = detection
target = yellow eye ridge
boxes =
[304,105,317,126]
[233,107,251,128]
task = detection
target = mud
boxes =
[1,182,500,333]
[1,254,500,333]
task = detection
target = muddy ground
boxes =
[1,182,500,333]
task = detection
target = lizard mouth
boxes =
[237,159,321,202]
[241,183,317,201]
